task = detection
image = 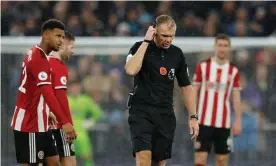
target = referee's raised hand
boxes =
[144,26,156,41]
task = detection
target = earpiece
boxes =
[152,20,157,28]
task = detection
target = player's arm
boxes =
[55,89,73,125]
[39,87,69,125]
[192,63,203,107]
[232,90,241,121]
[232,71,242,122]
[125,26,155,76]
[125,41,148,76]
[52,70,74,125]
[231,70,242,136]
[31,59,69,125]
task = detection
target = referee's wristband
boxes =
[143,39,151,43]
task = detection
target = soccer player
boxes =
[47,31,76,166]
[10,19,77,166]
[193,34,242,166]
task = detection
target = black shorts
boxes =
[128,104,176,162]
[51,129,75,157]
[194,125,233,154]
[13,130,58,164]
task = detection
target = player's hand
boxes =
[232,119,242,136]
[144,26,156,41]
[62,123,77,143]
[189,118,199,140]
[49,112,58,129]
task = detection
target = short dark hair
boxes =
[41,19,65,33]
[215,33,231,45]
[65,31,75,41]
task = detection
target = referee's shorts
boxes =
[128,103,176,162]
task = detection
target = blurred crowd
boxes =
[1,1,276,37]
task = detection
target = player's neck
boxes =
[39,40,51,55]
[213,56,228,65]
[51,51,62,60]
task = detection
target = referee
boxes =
[125,15,199,166]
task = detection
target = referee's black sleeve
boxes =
[176,52,191,87]
[126,42,142,62]
[128,42,142,55]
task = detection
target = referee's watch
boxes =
[190,114,198,120]
[143,39,151,43]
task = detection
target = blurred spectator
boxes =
[77,56,93,79]
[255,49,275,66]
[1,1,12,36]
[229,21,249,37]
[82,62,111,104]
[9,21,25,36]
[104,14,119,36]
[232,100,259,161]
[220,1,236,26]
[155,1,175,18]
[24,16,40,36]
[255,64,268,93]
[106,69,125,126]
[116,22,130,36]
[240,73,263,111]
[83,12,104,36]
[235,49,254,78]
[9,2,41,22]
[177,12,201,36]
[126,8,140,36]
[104,54,124,78]
[202,21,217,37]
[265,4,276,36]
[67,15,83,36]
[38,1,53,23]
[53,1,69,23]
[236,7,249,22]
[203,11,222,36]
[110,1,127,22]
[108,69,124,109]
[68,67,80,83]
[82,1,99,13]
[68,81,104,166]
[137,3,153,36]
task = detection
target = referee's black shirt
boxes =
[127,41,191,107]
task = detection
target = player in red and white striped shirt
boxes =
[193,34,242,166]
[47,31,76,166]
[11,19,77,166]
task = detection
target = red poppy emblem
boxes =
[160,67,167,75]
